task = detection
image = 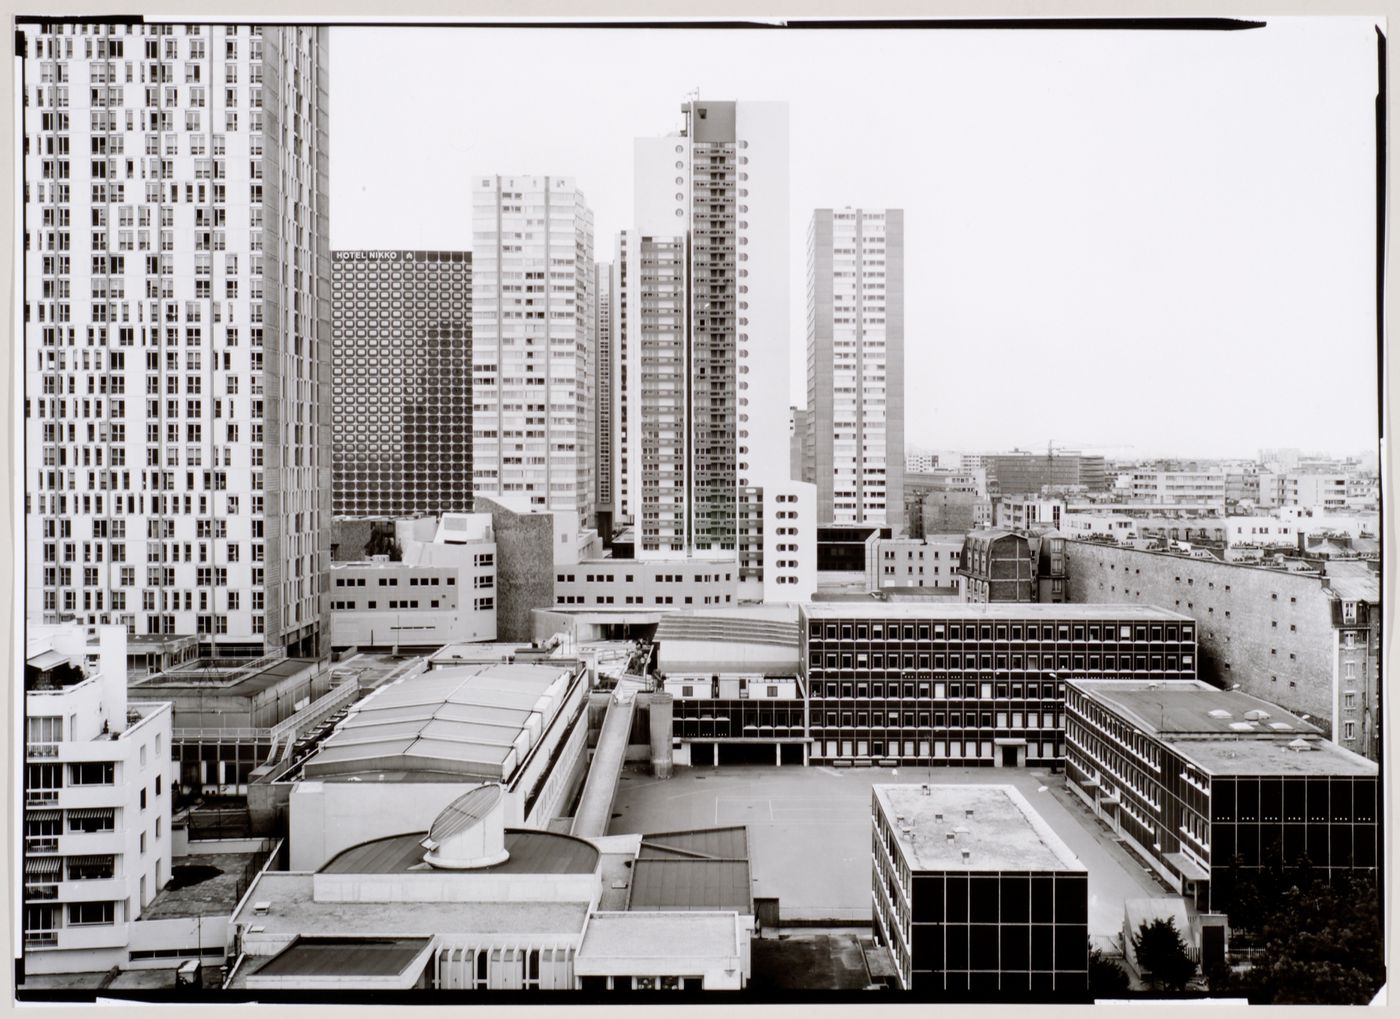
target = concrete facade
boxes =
[478,495,557,642]
[22,24,332,658]
[805,208,904,531]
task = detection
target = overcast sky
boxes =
[328,19,1379,461]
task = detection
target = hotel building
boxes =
[805,208,905,530]
[21,22,331,657]
[330,250,473,518]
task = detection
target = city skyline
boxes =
[330,20,1380,459]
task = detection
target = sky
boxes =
[328,19,1380,461]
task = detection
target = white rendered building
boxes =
[329,514,498,650]
[22,624,174,974]
[805,208,905,530]
[21,23,332,657]
[471,175,595,518]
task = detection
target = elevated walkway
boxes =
[571,678,644,839]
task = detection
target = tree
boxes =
[1088,944,1131,998]
[364,527,402,562]
[1131,917,1196,992]
[1227,872,1385,1005]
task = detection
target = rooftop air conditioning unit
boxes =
[252,901,270,916]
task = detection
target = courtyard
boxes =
[608,762,1172,933]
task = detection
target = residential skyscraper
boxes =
[470,175,595,518]
[330,250,472,518]
[22,23,331,657]
[806,207,905,531]
[593,259,615,538]
[620,98,814,599]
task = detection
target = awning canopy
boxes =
[65,808,114,821]
[24,857,61,877]
[66,854,114,868]
[25,809,60,822]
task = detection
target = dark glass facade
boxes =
[872,792,1089,997]
[802,609,1196,766]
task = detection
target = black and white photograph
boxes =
[7,9,1389,1008]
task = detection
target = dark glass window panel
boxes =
[1000,924,1030,971]
[1030,923,1054,967]
[913,875,944,922]
[1055,876,1087,926]
[1001,970,1029,993]
[1055,925,1087,972]
[1213,823,1235,862]
[970,971,999,993]
[945,924,969,971]
[912,923,943,971]
[945,876,968,922]
[1000,875,1029,923]
[1260,779,1283,819]
[1353,826,1376,867]
[1237,780,1259,821]
[969,877,999,923]
[1283,823,1306,863]
[1030,875,1054,922]
[1330,778,1352,821]
[970,924,998,970]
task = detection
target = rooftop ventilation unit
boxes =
[965,808,975,819]
[946,832,956,842]
[1208,709,1232,719]
[921,785,931,796]
[961,849,971,862]
[1244,709,1271,721]
[934,811,943,822]
[252,902,270,916]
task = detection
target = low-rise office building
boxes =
[801,603,1196,768]
[22,625,174,975]
[1064,540,1381,761]
[1064,679,1378,915]
[555,558,740,610]
[330,514,498,651]
[654,608,806,766]
[872,784,1088,996]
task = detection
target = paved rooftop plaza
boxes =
[609,763,1170,931]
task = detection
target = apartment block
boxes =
[594,260,615,536]
[1064,680,1378,914]
[800,604,1197,768]
[866,535,964,594]
[471,175,595,517]
[22,23,332,657]
[1064,541,1381,761]
[872,785,1088,996]
[23,624,174,974]
[331,250,472,518]
[806,208,905,530]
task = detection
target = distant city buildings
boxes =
[22,23,332,658]
[471,175,595,518]
[331,250,473,518]
[905,450,939,473]
[805,208,905,531]
[984,451,1107,496]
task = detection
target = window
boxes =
[69,762,114,785]
[1343,721,1357,741]
[68,901,115,926]
[67,808,115,833]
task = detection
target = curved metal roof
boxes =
[425,784,502,846]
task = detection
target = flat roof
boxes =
[1069,680,1321,737]
[250,937,431,979]
[302,663,577,782]
[629,826,752,913]
[231,872,590,937]
[801,603,1191,622]
[1169,737,1377,777]
[134,657,318,695]
[874,784,1085,873]
[577,912,739,963]
[139,852,265,919]
[322,828,600,876]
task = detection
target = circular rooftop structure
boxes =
[420,784,509,870]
